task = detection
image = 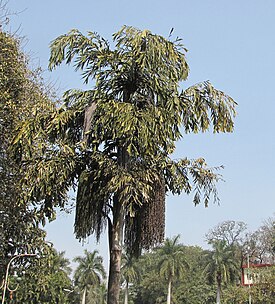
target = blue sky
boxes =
[7,0,275,266]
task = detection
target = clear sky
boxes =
[6,0,275,267]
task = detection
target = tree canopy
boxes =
[14,25,237,249]
[0,23,57,282]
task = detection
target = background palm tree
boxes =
[156,235,189,304]
[86,284,107,304]
[121,251,140,304]
[204,240,239,304]
[74,249,106,304]
[54,251,72,276]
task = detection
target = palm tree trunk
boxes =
[216,284,221,304]
[107,194,124,304]
[107,93,129,304]
[167,278,172,304]
[81,287,86,304]
[124,281,129,304]
[216,274,221,304]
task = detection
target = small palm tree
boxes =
[204,240,239,304]
[74,249,106,304]
[121,251,140,304]
[156,235,189,304]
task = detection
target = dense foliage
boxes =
[1,216,274,303]
[125,219,275,304]
[0,10,67,303]
[13,250,72,304]
[0,23,57,285]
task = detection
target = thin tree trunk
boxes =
[107,92,129,304]
[107,194,124,304]
[124,281,129,304]
[216,284,221,304]
[81,287,86,304]
[167,278,172,304]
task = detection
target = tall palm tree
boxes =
[74,249,106,304]
[14,25,236,304]
[156,235,189,304]
[204,240,239,304]
[121,251,140,304]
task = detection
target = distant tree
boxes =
[53,251,72,276]
[132,251,167,304]
[13,26,237,304]
[155,235,188,304]
[86,284,107,304]
[132,221,274,304]
[74,249,106,304]
[174,246,216,303]
[244,216,275,264]
[204,240,239,304]
[132,244,215,304]
[206,220,247,246]
[15,248,72,303]
[222,285,248,304]
[206,220,248,274]
[250,265,275,303]
[121,251,140,304]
